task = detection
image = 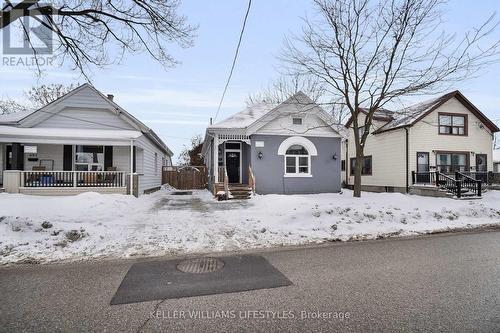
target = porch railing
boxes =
[411,171,482,197]
[21,171,127,188]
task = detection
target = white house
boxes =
[0,84,172,196]
[342,90,499,195]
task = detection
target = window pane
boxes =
[439,115,451,125]
[458,127,464,135]
[225,142,240,150]
[452,116,464,126]
[363,157,372,174]
[286,156,296,173]
[452,127,459,135]
[299,166,308,173]
[298,156,308,166]
[286,145,308,155]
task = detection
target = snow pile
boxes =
[1,189,499,265]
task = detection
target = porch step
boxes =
[229,184,253,200]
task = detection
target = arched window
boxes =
[277,136,317,177]
[285,145,310,176]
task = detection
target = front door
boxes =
[225,151,240,183]
[416,152,430,183]
[476,154,487,172]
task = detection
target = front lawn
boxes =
[1,188,499,264]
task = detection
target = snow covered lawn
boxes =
[1,188,500,265]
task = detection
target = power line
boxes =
[213,0,252,121]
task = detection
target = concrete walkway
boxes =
[1,230,500,332]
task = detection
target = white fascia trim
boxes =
[277,136,318,156]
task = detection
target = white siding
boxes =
[408,97,494,173]
[0,143,4,184]
[254,106,339,137]
[345,114,407,188]
[344,96,496,190]
[34,107,135,130]
[135,135,166,194]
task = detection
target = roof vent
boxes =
[107,94,114,101]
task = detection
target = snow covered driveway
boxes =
[1,189,500,265]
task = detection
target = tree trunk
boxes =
[353,145,364,198]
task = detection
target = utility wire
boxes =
[214,0,252,121]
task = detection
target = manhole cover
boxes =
[177,257,224,274]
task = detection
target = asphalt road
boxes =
[1,230,500,332]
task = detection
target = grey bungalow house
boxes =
[202,92,342,196]
[0,84,173,196]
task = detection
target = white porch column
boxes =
[130,139,134,195]
[213,134,219,182]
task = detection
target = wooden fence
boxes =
[162,166,208,190]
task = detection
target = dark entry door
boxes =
[475,154,488,182]
[225,151,240,183]
[476,154,487,172]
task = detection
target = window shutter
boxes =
[63,145,72,171]
[104,146,113,170]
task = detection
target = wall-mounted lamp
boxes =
[332,153,338,160]
[258,151,263,159]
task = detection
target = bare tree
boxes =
[0,83,78,114]
[247,74,350,126]
[1,1,196,77]
[25,83,78,108]
[281,0,500,197]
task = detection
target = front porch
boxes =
[208,134,255,199]
[0,128,141,195]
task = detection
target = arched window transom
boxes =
[277,136,316,178]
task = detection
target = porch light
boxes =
[332,153,338,160]
[258,151,263,159]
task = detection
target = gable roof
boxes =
[208,102,277,130]
[374,91,499,134]
[1,83,173,156]
[343,91,500,134]
[209,91,341,135]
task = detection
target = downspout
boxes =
[345,139,349,186]
[405,128,409,193]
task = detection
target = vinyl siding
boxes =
[343,96,495,189]
[344,115,407,188]
[408,97,494,173]
[135,135,165,194]
[34,107,134,130]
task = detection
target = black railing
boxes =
[456,172,482,197]
[22,171,126,188]
[411,171,482,197]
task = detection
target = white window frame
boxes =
[284,150,312,177]
[277,136,318,178]
[74,145,105,171]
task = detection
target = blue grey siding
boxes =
[250,135,341,194]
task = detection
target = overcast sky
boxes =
[1,0,499,158]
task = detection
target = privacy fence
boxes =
[162,166,208,190]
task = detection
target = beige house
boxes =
[342,91,500,195]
